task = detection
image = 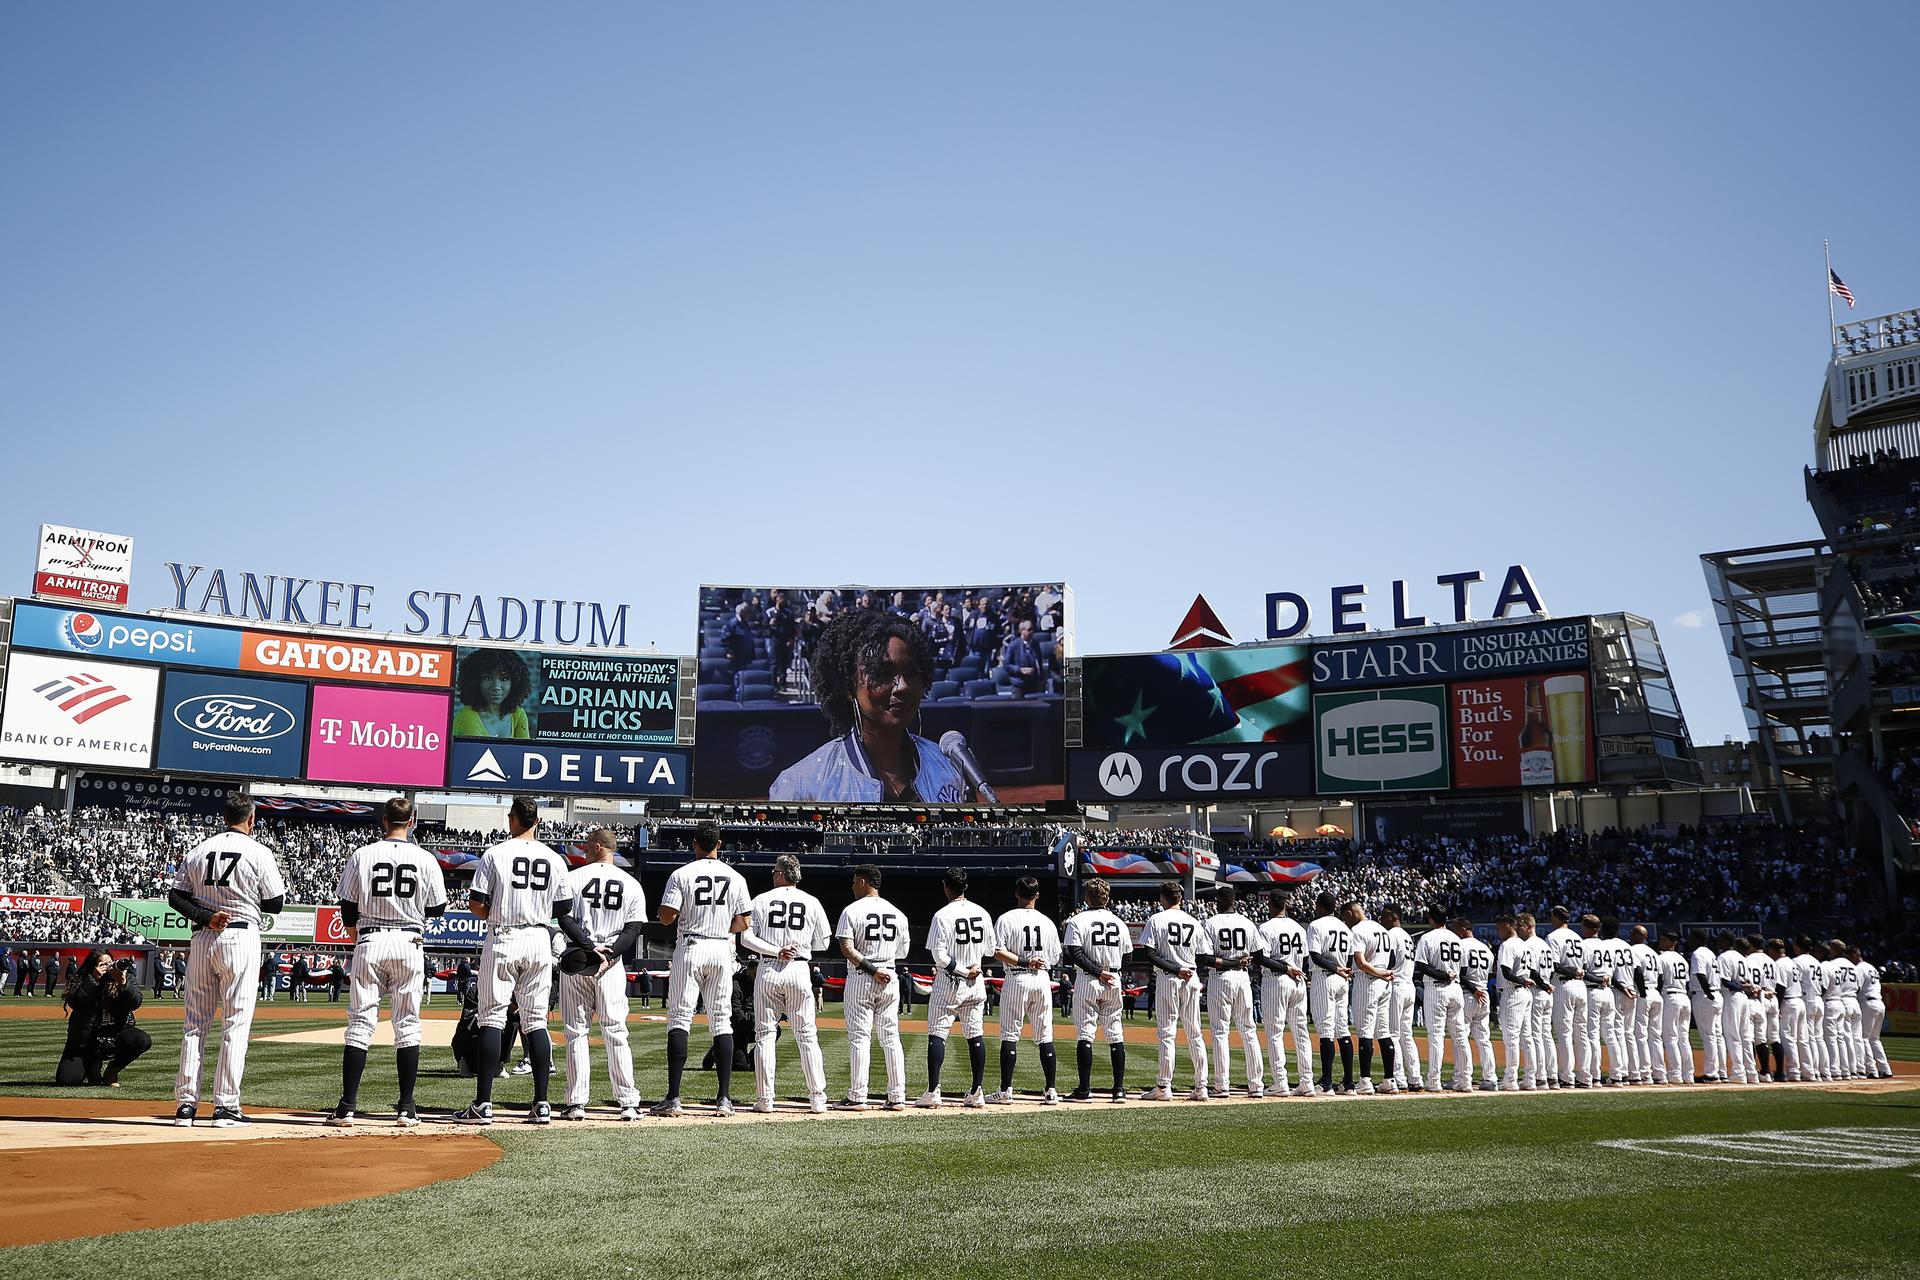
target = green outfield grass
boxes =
[2,996,1916,1279]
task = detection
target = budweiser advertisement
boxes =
[305,684,450,787]
[1450,672,1593,789]
[34,523,134,607]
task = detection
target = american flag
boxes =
[1083,646,1309,748]
[1830,268,1855,309]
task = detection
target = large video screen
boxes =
[1071,646,1311,802]
[691,583,1069,802]
[451,647,677,745]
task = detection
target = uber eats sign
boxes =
[1313,685,1449,794]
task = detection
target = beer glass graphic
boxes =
[1543,673,1589,784]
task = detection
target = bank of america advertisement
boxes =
[1313,685,1449,795]
[452,647,677,745]
[0,652,160,770]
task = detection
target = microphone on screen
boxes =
[938,731,999,804]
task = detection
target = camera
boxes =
[113,958,135,973]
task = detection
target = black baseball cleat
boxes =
[395,1102,420,1128]
[1063,1088,1094,1103]
[173,1104,196,1128]
[212,1107,250,1128]
[560,1104,588,1121]
[451,1102,494,1125]
[325,1103,355,1128]
[526,1101,552,1126]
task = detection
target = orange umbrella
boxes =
[1268,825,1299,839]
[1315,823,1346,837]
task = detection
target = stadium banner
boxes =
[1080,645,1310,749]
[1364,798,1526,841]
[1068,743,1311,803]
[9,601,244,668]
[691,583,1069,802]
[305,684,450,788]
[0,651,160,770]
[76,774,232,815]
[1310,617,1591,692]
[240,631,452,688]
[1313,685,1450,795]
[34,524,133,607]
[0,893,84,914]
[107,898,320,944]
[1887,983,1918,1036]
[1450,672,1594,789]
[155,669,308,781]
[311,904,484,947]
[452,647,677,745]
[448,740,690,796]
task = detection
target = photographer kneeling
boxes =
[56,950,151,1087]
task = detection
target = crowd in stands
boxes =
[0,908,140,947]
[699,583,1067,701]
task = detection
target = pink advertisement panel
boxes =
[306,685,450,788]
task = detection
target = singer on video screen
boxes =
[769,610,981,803]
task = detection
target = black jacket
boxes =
[63,974,142,1057]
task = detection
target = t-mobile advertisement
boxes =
[1450,672,1592,789]
[305,685,450,788]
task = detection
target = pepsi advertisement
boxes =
[155,670,308,780]
[10,602,245,668]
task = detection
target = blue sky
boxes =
[3,5,1914,746]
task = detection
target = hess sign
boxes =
[1267,565,1546,639]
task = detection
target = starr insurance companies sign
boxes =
[34,524,134,607]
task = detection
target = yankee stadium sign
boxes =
[162,561,635,649]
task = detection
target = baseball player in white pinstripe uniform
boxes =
[171,793,288,1128]
[1656,933,1692,1085]
[1798,937,1831,1081]
[920,867,996,1109]
[653,820,752,1117]
[1255,892,1314,1096]
[1201,885,1265,1099]
[739,854,832,1114]
[1381,905,1421,1091]
[1060,877,1129,1102]
[989,875,1063,1105]
[454,796,597,1126]
[327,796,449,1128]
[834,863,911,1111]
[1348,902,1394,1095]
[558,829,646,1121]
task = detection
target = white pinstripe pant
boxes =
[175,927,262,1109]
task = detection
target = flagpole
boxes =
[1825,239,1837,341]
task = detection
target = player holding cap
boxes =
[1060,878,1130,1103]
[1748,935,1780,1081]
[920,867,996,1109]
[1414,906,1467,1092]
[1347,901,1394,1095]
[1306,892,1355,1095]
[1255,892,1313,1097]
[1381,904,1421,1092]
[1545,906,1591,1087]
[1687,929,1725,1083]
[455,796,595,1126]
[1201,886,1265,1099]
[834,864,910,1111]
[1798,938,1831,1081]
[1656,933,1691,1086]
[170,793,288,1128]
[556,829,645,1122]
[1135,881,1211,1101]
[1626,926,1662,1084]
[328,797,449,1128]
[652,821,752,1117]
[738,854,831,1114]
[988,876,1063,1105]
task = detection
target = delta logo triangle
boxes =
[1168,594,1232,650]
[466,748,510,785]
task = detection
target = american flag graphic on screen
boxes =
[1082,646,1309,748]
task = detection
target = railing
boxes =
[1833,308,1920,357]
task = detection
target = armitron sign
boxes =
[34,524,133,607]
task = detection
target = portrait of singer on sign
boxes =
[451,648,536,740]
[769,611,984,803]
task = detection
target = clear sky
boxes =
[3,4,1915,746]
